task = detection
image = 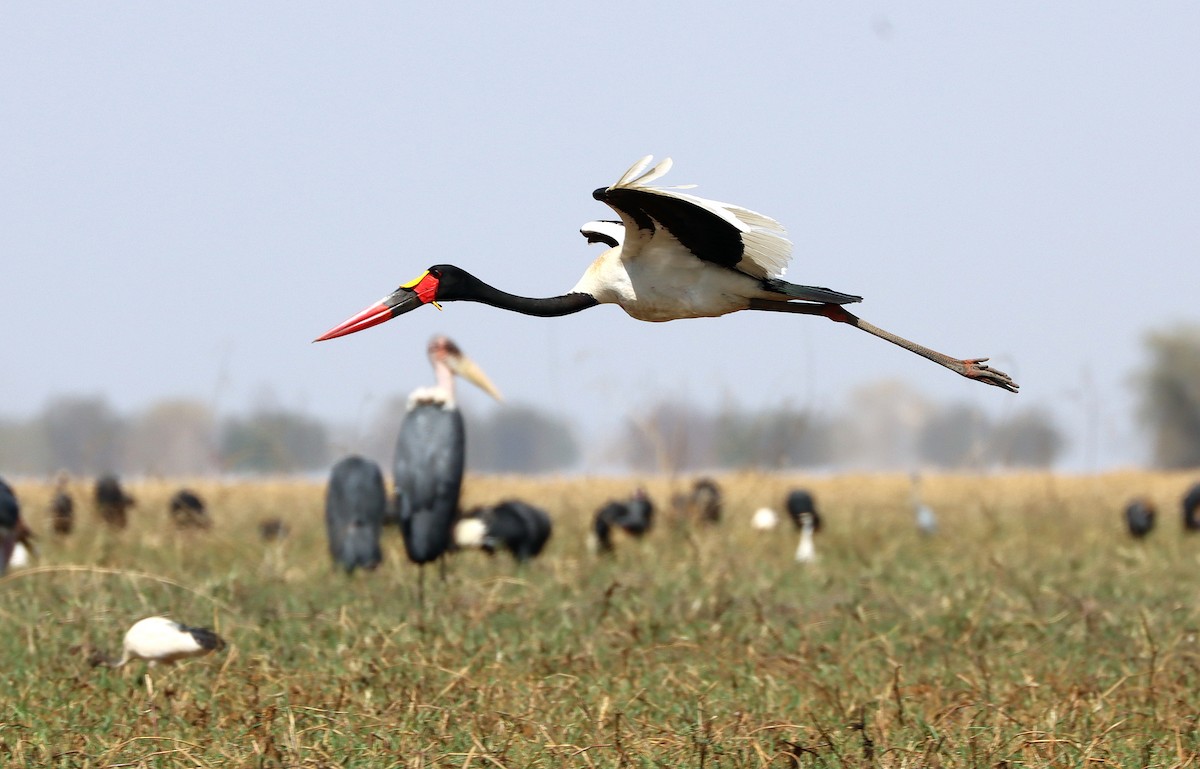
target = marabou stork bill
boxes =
[393,336,502,598]
[315,156,1017,392]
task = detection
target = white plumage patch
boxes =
[407,386,454,410]
[608,155,793,280]
[454,517,488,548]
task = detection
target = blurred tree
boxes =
[1134,324,1200,468]
[125,399,218,476]
[619,400,716,472]
[219,409,329,473]
[916,403,991,469]
[987,407,1066,468]
[716,405,834,468]
[833,380,931,470]
[466,404,579,473]
[37,396,126,474]
[0,417,51,474]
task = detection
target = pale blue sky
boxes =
[3,3,1198,470]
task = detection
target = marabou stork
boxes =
[786,489,822,563]
[393,336,502,600]
[454,500,553,562]
[94,474,135,529]
[168,488,211,530]
[1124,497,1156,539]
[50,472,74,535]
[94,616,226,668]
[590,488,655,554]
[325,455,386,574]
[1182,482,1200,531]
[315,156,1017,393]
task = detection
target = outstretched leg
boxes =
[748,299,1018,392]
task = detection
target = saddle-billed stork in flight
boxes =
[315,156,1016,392]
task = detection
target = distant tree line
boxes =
[3,322,1198,476]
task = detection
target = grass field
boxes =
[3,471,1200,768]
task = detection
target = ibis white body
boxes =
[751,507,780,530]
[115,616,225,667]
[8,541,31,569]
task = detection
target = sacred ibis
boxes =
[315,156,1017,393]
[325,455,386,573]
[454,500,553,562]
[96,616,226,668]
[1,477,32,576]
[786,489,822,563]
[393,336,502,599]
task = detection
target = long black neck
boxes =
[442,267,598,318]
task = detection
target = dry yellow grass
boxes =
[3,470,1200,767]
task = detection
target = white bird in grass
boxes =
[794,511,817,564]
[751,507,780,530]
[95,616,226,668]
[315,156,1017,393]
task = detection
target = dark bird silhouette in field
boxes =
[670,477,722,525]
[455,500,553,562]
[325,455,386,574]
[1,477,34,576]
[786,489,823,563]
[168,489,211,530]
[1183,483,1200,532]
[316,156,1017,393]
[392,336,502,601]
[1124,497,1156,539]
[591,488,655,554]
[94,474,135,529]
[258,517,290,542]
[93,616,226,668]
[50,472,74,535]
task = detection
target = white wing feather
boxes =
[605,156,793,279]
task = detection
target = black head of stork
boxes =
[315,157,1017,392]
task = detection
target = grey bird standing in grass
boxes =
[390,336,502,604]
[325,455,386,574]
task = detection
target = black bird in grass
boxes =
[455,500,553,562]
[315,156,1017,393]
[670,477,722,525]
[1124,497,1156,539]
[94,474,135,529]
[1183,483,1200,532]
[1,477,29,576]
[786,489,823,563]
[392,336,502,600]
[168,489,211,530]
[325,455,386,574]
[50,472,74,535]
[590,489,655,554]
